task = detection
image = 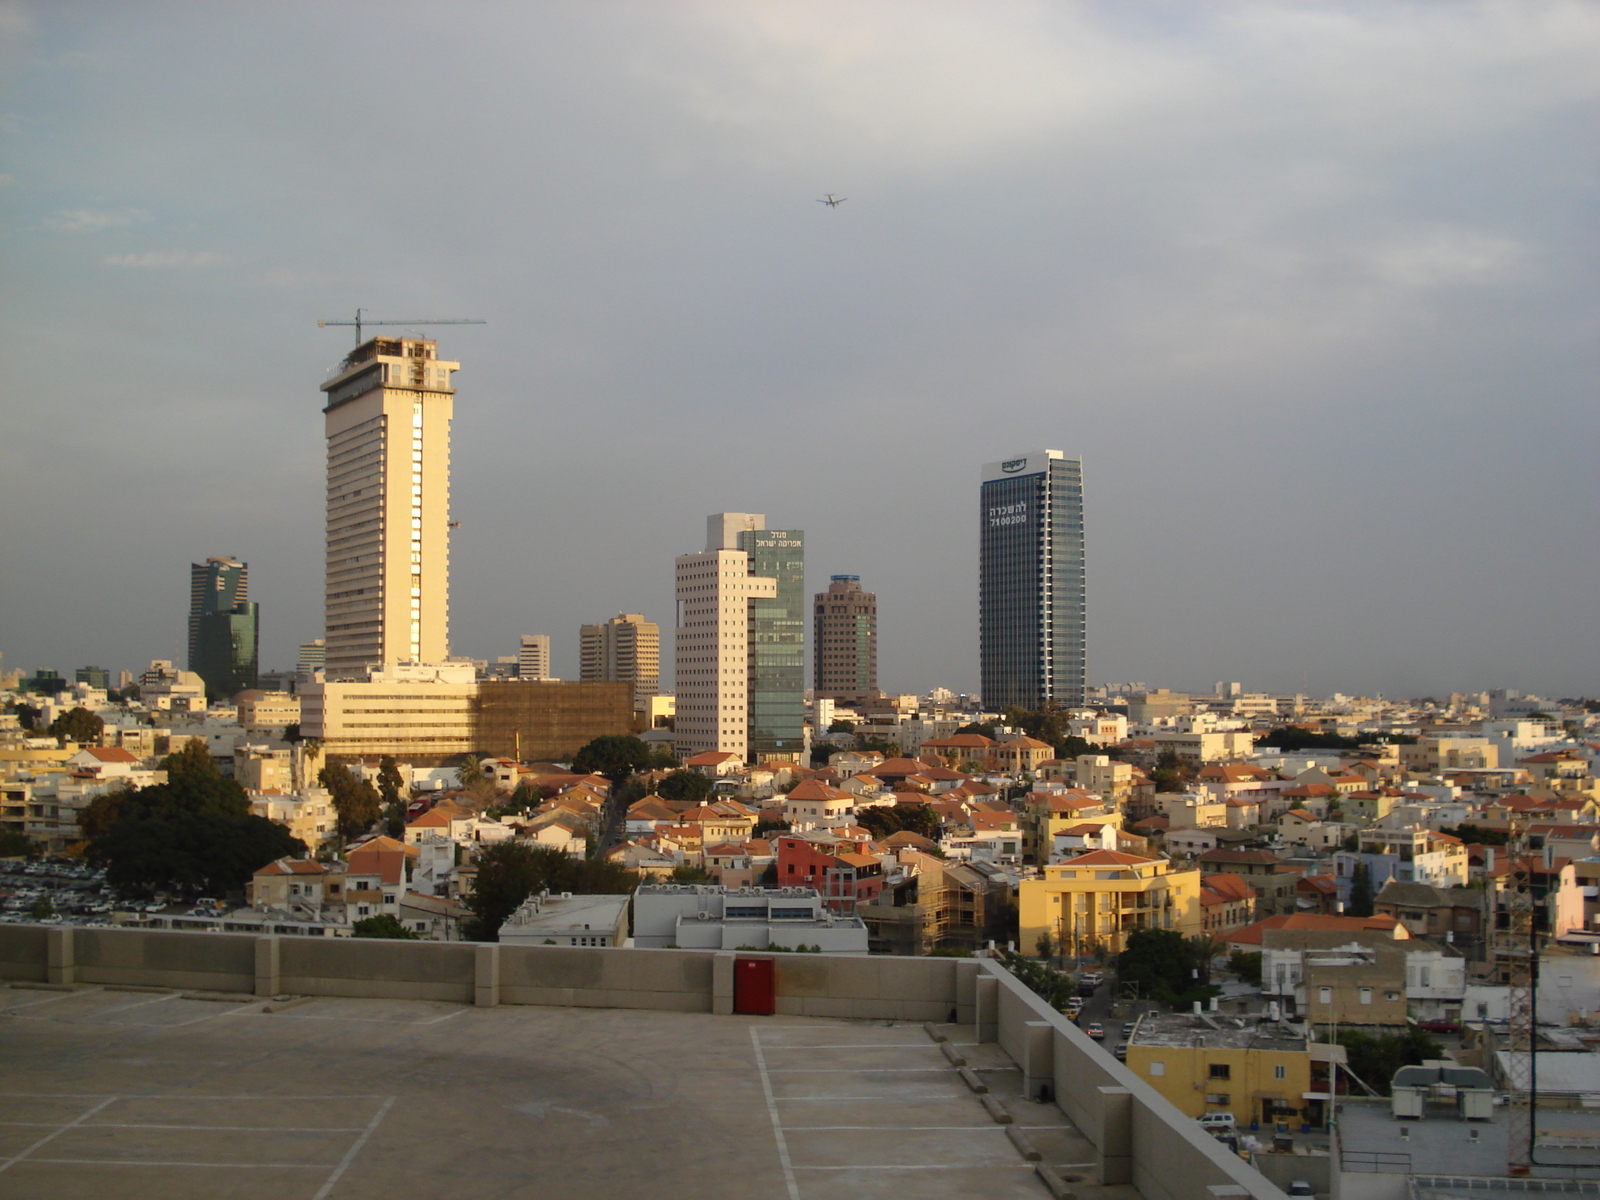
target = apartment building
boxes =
[1019,849,1202,959]
[579,613,659,709]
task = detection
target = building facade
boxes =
[518,635,551,681]
[813,575,877,705]
[674,513,804,762]
[579,613,660,709]
[979,450,1085,709]
[188,556,258,699]
[320,337,458,679]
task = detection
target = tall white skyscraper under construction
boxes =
[320,337,459,679]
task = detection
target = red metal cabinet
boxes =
[734,956,776,1015]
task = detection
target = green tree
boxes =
[0,831,34,858]
[377,756,407,837]
[1348,862,1375,917]
[954,722,997,739]
[462,842,638,941]
[1228,950,1263,986]
[668,864,713,883]
[827,719,856,733]
[47,706,104,746]
[160,739,218,776]
[352,914,419,940]
[1035,930,1055,960]
[12,702,44,731]
[1150,750,1194,794]
[1440,823,1509,847]
[1115,928,1219,1007]
[1332,1028,1441,1095]
[571,735,653,785]
[318,763,382,841]
[30,895,54,920]
[646,749,680,770]
[656,770,712,804]
[854,803,941,841]
[90,811,304,895]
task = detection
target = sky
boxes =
[1,1,1596,702]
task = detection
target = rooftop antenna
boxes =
[317,308,487,346]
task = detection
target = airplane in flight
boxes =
[817,194,847,208]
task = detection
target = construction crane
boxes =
[317,308,486,346]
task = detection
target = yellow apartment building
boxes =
[1019,849,1203,959]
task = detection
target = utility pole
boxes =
[317,308,486,346]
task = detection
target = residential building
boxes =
[235,690,301,731]
[320,336,459,678]
[1197,848,1301,917]
[297,639,326,679]
[979,449,1085,709]
[813,575,877,705]
[674,513,802,762]
[775,835,885,913]
[188,556,258,699]
[497,890,630,947]
[1199,872,1258,938]
[1125,1012,1325,1128]
[1019,849,1202,959]
[517,635,552,681]
[579,613,659,709]
[632,883,869,953]
[861,859,1015,955]
[74,666,110,690]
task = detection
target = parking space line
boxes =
[763,1067,956,1074]
[415,1008,468,1025]
[748,1028,801,1200]
[310,1093,394,1200]
[794,1163,1037,1170]
[0,1096,118,1175]
[0,989,104,1011]
[80,1123,369,1133]
[28,1157,334,1169]
[96,992,181,1016]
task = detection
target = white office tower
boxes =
[320,337,458,679]
[518,635,552,681]
[673,514,778,759]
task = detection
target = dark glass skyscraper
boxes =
[739,527,806,761]
[979,451,1085,710]
[189,556,259,699]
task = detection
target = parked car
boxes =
[1085,1023,1105,1040]
[1198,1112,1236,1132]
[1287,1183,1314,1197]
[1113,1042,1128,1061]
[1122,1022,1135,1037]
[1416,1020,1459,1034]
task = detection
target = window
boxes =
[1318,987,1332,1005]
[1274,1065,1287,1081]
[1209,1064,1231,1080]
[1149,1062,1165,1077]
[1360,988,1373,1005]
[1205,1094,1230,1105]
[1385,991,1400,1002]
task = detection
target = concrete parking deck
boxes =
[0,982,1132,1200]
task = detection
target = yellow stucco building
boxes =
[1019,849,1203,958]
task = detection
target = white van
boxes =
[1197,1112,1236,1133]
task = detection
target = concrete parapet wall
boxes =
[500,945,716,1012]
[0,926,49,982]
[278,937,477,1003]
[771,952,961,1022]
[979,959,1289,1200]
[73,928,258,993]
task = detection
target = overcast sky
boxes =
[1,1,1596,701]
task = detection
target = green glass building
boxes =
[738,527,806,761]
[189,557,259,700]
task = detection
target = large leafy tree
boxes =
[462,842,638,941]
[571,735,653,785]
[352,914,419,940]
[86,760,301,895]
[1115,928,1219,1007]
[854,803,941,841]
[160,738,217,776]
[318,762,382,841]
[655,770,712,804]
[377,756,407,837]
[48,707,104,746]
[1348,863,1375,917]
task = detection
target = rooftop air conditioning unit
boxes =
[697,912,710,920]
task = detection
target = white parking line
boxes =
[0,1096,118,1175]
[29,1157,333,1169]
[749,1028,801,1200]
[0,989,103,1011]
[311,1093,394,1200]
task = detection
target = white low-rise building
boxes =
[633,884,868,954]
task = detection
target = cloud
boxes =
[1366,226,1529,291]
[41,207,147,234]
[101,249,233,268]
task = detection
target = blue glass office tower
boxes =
[979,451,1085,710]
[189,556,259,700]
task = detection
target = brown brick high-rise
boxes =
[813,575,877,705]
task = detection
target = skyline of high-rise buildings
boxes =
[979,450,1085,711]
[188,555,258,699]
[518,634,552,682]
[580,613,659,711]
[814,575,876,706]
[320,337,458,680]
